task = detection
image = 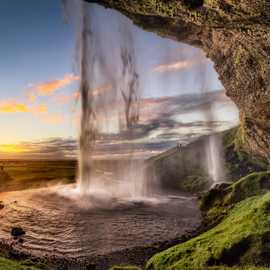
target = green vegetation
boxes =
[0,160,76,192]
[207,266,269,269]
[229,171,270,203]
[0,257,40,270]
[180,173,210,193]
[223,127,268,182]
[147,192,270,270]
[201,170,270,224]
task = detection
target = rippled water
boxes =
[0,185,200,266]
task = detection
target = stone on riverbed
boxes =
[11,227,25,238]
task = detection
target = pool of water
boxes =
[0,185,201,268]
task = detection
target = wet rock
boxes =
[211,182,231,191]
[11,227,25,238]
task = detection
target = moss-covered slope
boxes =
[147,192,270,270]
[201,170,270,225]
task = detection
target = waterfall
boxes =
[206,134,225,184]
[198,67,226,184]
[62,0,155,197]
[77,1,96,194]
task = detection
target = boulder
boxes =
[11,227,25,238]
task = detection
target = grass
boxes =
[206,267,270,270]
[0,160,76,192]
[147,192,270,270]
[0,257,40,270]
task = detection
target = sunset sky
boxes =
[0,0,229,159]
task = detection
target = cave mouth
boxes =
[72,2,239,196]
[183,0,204,9]
[78,2,239,157]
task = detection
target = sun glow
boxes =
[0,144,28,153]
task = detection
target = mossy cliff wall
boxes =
[86,0,270,162]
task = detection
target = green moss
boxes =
[223,126,247,159]
[206,267,269,270]
[223,127,239,149]
[0,257,40,270]
[181,174,210,193]
[229,171,270,203]
[223,127,267,181]
[201,171,270,224]
[147,192,270,270]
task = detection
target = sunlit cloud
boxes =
[0,91,238,160]
[0,138,78,159]
[53,83,112,106]
[27,92,37,103]
[153,60,197,73]
[0,100,48,116]
[0,144,29,154]
[32,104,48,114]
[35,74,79,95]
[0,101,30,113]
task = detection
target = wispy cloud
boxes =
[32,104,48,114]
[26,92,37,103]
[35,74,79,96]
[153,60,196,73]
[0,91,238,160]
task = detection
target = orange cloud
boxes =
[36,74,79,95]
[53,83,112,105]
[27,92,37,103]
[0,101,30,113]
[32,104,48,114]
[153,60,196,73]
[0,100,48,116]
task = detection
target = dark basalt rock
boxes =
[11,227,25,238]
[211,182,231,191]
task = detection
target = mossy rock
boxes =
[147,192,270,269]
[223,127,268,182]
[201,170,270,224]
[180,174,210,193]
[0,257,40,270]
[206,267,270,270]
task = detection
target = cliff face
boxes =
[86,0,270,163]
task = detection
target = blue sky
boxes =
[0,0,225,156]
